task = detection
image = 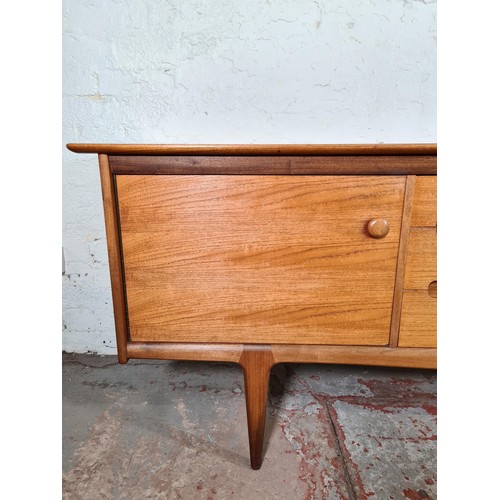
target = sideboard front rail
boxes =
[126,342,436,369]
[107,154,436,175]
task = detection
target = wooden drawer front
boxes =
[117,175,405,345]
[404,228,437,290]
[399,291,437,347]
[411,176,436,227]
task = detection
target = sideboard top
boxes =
[66,143,436,156]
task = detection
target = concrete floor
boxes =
[62,353,436,500]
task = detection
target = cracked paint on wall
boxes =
[62,0,436,354]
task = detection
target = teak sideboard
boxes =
[67,143,437,469]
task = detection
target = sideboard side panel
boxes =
[98,154,129,363]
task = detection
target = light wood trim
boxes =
[126,342,436,369]
[399,291,437,348]
[68,143,437,156]
[108,154,436,175]
[98,154,128,363]
[389,176,415,347]
[272,345,436,369]
[411,176,437,226]
[126,342,243,362]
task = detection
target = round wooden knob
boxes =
[367,219,390,239]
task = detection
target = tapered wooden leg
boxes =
[239,346,275,470]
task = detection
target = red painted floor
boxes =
[63,353,436,499]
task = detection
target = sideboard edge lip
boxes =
[67,143,437,156]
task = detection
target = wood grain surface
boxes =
[125,342,436,368]
[271,344,436,369]
[411,176,437,226]
[126,342,243,362]
[398,291,437,348]
[389,176,415,347]
[117,175,406,345]
[404,228,437,290]
[239,346,275,469]
[108,154,436,175]
[97,154,128,363]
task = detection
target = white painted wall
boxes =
[62,0,436,354]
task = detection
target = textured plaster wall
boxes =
[62,0,436,354]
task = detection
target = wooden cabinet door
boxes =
[116,175,405,345]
